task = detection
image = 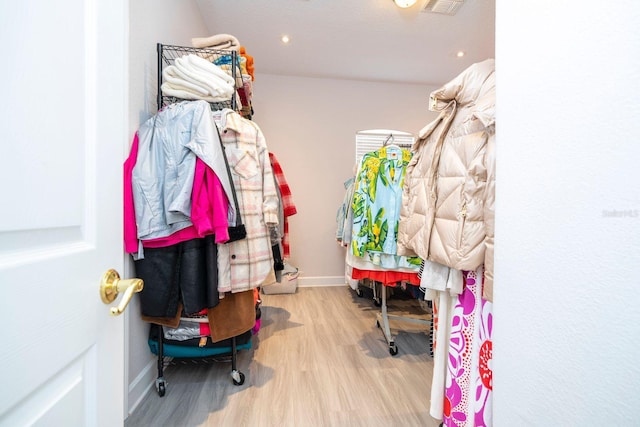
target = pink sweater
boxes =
[124,133,230,254]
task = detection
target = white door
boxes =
[0,1,128,426]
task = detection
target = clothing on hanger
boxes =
[213,108,280,294]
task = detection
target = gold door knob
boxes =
[100,269,144,316]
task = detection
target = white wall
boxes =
[251,74,438,283]
[126,0,209,416]
[495,1,640,425]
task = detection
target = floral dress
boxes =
[351,146,421,270]
[442,266,493,427]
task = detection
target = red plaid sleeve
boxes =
[269,152,297,257]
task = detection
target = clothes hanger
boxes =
[383,133,401,153]
[381,133,402,162]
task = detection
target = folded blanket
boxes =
[186,54,240,91]
[195,52,243,85]
[162,66,210,95]
[192,33,241,51]
[185,54,235,87]
[160,53,235,102]
[174,57,231,97]
[167,63,221,97]
[161,81,230,102]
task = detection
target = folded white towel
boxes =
[161,53,236,102]
[190,52,244,89]
[162,66,210,95]
[186,54,235,86]
[169,60,219,97]
[160,81,201,99]
[161,82,204,100]
[161,82,230,103]
[173,57,221,94]
[181,56,233,90]
[175,56,234,97]
[191,33,240,51]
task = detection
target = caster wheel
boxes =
[355,288,363,297]
[389,344,398,356]
[232,371,245,386]
[156,379,166,397]
[373,298,381,307]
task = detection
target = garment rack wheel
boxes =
[389,342,398,356]
[156,324,167,397]
[230,336,245,386]
[376,320,399,356]
[156,377,166,397]
[231,370,245,386]
[372,281,382,307]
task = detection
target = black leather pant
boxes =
[134,235,219,318]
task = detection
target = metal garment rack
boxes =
[150,43,245,395]
[156,43,240,112]
[153,320,245,397]
[354,277,382,306]
[351,136,430,355]
[374,282,432,356]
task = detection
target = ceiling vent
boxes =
[421,0,465,15]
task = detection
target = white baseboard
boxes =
[127,358,157,416]
[297,275,344,287]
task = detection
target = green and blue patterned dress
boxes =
[351,146,421,270]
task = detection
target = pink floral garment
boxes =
[443,267,493,427]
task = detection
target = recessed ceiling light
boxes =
[281,35,291,44]
[394,0,418,8]
[456,51,465,58]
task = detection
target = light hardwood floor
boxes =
[125,285,438,427]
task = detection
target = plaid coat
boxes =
[214,109,279,293]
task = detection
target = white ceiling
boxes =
[195,0,495,86]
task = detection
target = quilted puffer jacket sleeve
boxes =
[473,68,496,302]
[397,100,456,259]
[483,132,495,302]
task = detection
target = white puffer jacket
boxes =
[397,58,495,301]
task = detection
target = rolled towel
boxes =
[191,33,241,51]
